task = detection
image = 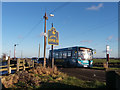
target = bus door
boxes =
[70,50,78,66]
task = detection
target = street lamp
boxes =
[50,14,54,17]
[14,44,18,60]
[49,13,54,68]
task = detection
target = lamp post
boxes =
[14,44,18,60]
[50,14,55,68]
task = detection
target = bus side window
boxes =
[68,51,71,57]
[53,52,55,58]
[55,52,59,58]
[63,52,67,58]
[59,52,62,58]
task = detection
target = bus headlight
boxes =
[78,61,81,64]
[90,61,93,64]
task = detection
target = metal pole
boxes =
[106,45,109,68]
[9,50,11,58]
[38,43,40,58]
[43,12,48,68]
[51,23,54,68]
[51,45,54,68]
[21,50,22,59]
[14,45,16,59]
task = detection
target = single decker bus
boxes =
[49,46,93,68]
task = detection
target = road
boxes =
[58,68,106,82]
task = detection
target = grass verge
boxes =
[92,67,120,70]
[1,64,106,88]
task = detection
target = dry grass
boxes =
[1,64,106,89]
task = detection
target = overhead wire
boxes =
[17,2,71,45]
[18,18,43,45]
[18,2,118,46]
[48,2,71,15]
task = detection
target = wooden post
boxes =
[32,60,34,67]
[28,59,31,68]
[23,59,25,70]
[8,56,11,74]
[17,58,20,71]
[43,12,48,68]
[9,67,11,74]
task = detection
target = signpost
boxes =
[48,23,59,68]
[106,45,110,68]
[48,26,59,46]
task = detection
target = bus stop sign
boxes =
[48,27,59,45]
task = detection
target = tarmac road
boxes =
[58,68,106,82]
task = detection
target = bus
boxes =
[49,46,93,68]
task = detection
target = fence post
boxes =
[23,59,25,70]
[28,62,30,68]
[17,58,20,71]
[7,56,11,74]
[32,60,34,68]
[9,67,11,74]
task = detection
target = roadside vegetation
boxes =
[1,64,106,89]
[93,58,120,63]
[92,67,120,70]
[93,58,120,70]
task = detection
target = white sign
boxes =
[106,45,110,51]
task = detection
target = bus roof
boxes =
[50,46,93,52]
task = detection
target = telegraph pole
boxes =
[38,43,40,58]
[43,12,48,67]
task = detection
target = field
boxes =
[93,58,120,63]
[93,58,120,70]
